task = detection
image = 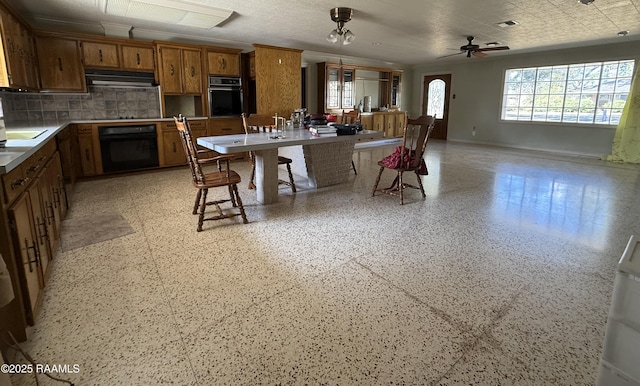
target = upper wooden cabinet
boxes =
[81,39,156,72]
[120,44,155,72]
[207,49,241,76]
[182,48,202,94]
[0,6,39,90]
[317,62,355,112]
[317,62,403,113]
[81,41,119,68]
[157,43,202,94]
[36,35,85,92]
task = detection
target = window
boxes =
[501,60,635,125]
[426,79,445,119]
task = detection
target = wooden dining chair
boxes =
[241,113,296,192]
[174,115,248,231]
[341,109,360,174]
[372,115,435,205]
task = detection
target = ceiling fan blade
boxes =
[436,51,464,59]
[471,50,487,58]
[477,46,510,52]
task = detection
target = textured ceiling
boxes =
[6,0,640,66]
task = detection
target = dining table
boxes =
[197,127,384,204]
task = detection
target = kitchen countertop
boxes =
[0,117,209,174]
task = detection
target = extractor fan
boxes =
[437,36,510,59]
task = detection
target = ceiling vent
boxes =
[495,20,519,28]
[103,0,233,29]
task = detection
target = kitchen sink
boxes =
[5,130,47,140]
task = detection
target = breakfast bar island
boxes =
[197,128,384,204]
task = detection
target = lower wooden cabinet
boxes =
[6,147,64,325]
[76,124,100,176]
[8,190,43,324]
[159,119,207,166]
[367,111,406,137]
[209,117,243,136]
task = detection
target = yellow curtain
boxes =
[607,63,640,163]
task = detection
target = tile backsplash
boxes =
[0,86,161,127]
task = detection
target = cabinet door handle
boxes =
[173,142,177,153]
[170,64,174,75]
[53,187,61,208]
[85,149,90,161]
[222,58,226,69]
[46,202,55,225]
[36,216,49,245]
[24,238,39,272]
[58,58,63,71]
[136,53,141,65]
[99,49,103,62]
[190,66,195,77]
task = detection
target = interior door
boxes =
[422,74,451,140]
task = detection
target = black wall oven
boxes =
[99,124,159,173]
[208,76,243,117]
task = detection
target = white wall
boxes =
[411,41,640,157]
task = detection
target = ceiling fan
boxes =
[437,36,510,59]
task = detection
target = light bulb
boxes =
[343,30,355,45]
[326,29,339,43]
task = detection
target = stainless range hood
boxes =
[85,69,157,87]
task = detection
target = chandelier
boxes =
[326,7,355,45]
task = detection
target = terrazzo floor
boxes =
[7,140,640,385]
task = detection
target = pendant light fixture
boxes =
[326,7,356,45]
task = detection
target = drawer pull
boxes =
[38,156,47,162]
[136,53,141,65]
[26,165,40,174]
[99,49,103,62]
[11,178,28,190]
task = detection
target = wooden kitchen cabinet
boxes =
[157,44,202,94]
[360,114,373,130]
[81,41,119,69]
[36,35,85,92]
[158,46,181,94]
[0,6,39,90]
[207,50,240,76]
[209,117,243,136]
[159,120,207,166]
[8,190,43,325]
[384,113,396,138]
[6,143,60,325]
[182,48,202,94]
[121,44,155,71]
[76,124,101,176]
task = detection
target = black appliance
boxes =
[208,76,243,117]
[98,124,159,173]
